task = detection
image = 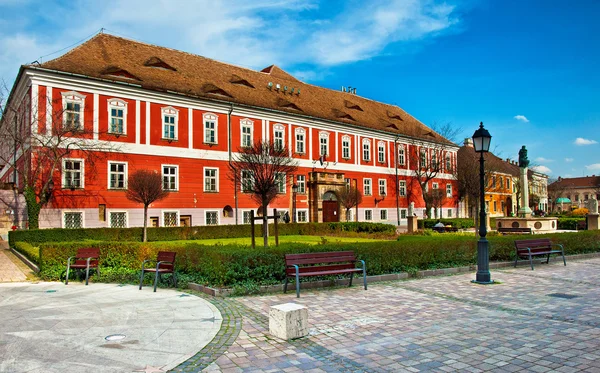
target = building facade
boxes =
[548,176,599,212]
[0,33,459,229]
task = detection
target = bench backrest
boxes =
[285,251,357,275]
[514,238,553,253]
[157,251,176,271]
[74,248,100,267]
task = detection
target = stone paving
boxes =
[0,240,31,282]
[189,257,600,372]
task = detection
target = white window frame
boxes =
[364,178,372,196]
[447,209,453,218]
[319,131,329,157]
[274,124,285,150]
[241,169,254,192]
[108,211,129,228]
[380,209,388,221]
[242,210,252,224]
[397,145,405,166]
[162,106,178,140]
[295,128,305,154]
[162,165,179,191]
[379,179,387,196]
[365,209,373,221]
[162,210,180,227]
[108,161,128,190]
[296,209,309,223]
[401,209,407,219]
[205,210,220,226]
[63,211,84,229]
[276,172,286,194]
[203,167,219,192]
[297,175,306,193]
[346,209,354,222]
[399,180,406,197]
[342,135,351,159]
[432,182,439,189]
[446,183,452,198]
[362,139,371,161]
[62,158,85,189]
[204,113,218,144]
[62,91,85,131]
[378,141,386,163]
[240,118,253,148]
[445,155,451,172]
[107,98,127,135]
[420,149,427,168]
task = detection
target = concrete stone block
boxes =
[269,303,308,340]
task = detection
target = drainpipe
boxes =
[394,135,400,226]
[227,104,237,224]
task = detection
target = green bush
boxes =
[9,222,396,247]
[418,218,475,229]
[13,242,40,264]
[557,218,585,230]
[32,231,600,289]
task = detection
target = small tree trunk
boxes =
[143,204,149,242]
[262,204,268,247]
[24,186,41,229]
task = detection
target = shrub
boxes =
[13,242,40,264]
[418,218,475,229]
[572,208,589,216]
[557,218,585,230]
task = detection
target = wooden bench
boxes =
[284,251,367,298]
[65,248,100,285]
[432,226,458,233]
[514,238,566,270]
[498,227,532,235]
[139,251,177,292]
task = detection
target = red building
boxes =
[0,33,458,229]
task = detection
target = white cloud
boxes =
[574,137,598,146]
[565,158,574,162]
[535,157,553,163]
[531,165,552,174]
[513,115,529,123]
[585,163,600,171]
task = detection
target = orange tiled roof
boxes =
[550,176,600,189]
[36,33,453,145]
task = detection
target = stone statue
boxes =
[590,199,599,215]
[518,146,530,168]
[408,202,415,217]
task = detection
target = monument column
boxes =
[518,146,532,218]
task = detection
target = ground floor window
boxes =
[447,209,452,218]
[365,209,373,221]
[297,210,308,222]
[242,210,252,224]
[206,211,219,225]
[64,212,83,229]
[109,212,127,228]
[380,209,387,221]
[401,209,407,219]
[163,211,179,227]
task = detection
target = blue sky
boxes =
[1,0,598,179]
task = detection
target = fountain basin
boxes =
[496,217,558,233]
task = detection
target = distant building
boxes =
[548,176,600,212]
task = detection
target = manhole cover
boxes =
[105,334,126,341]
[547,293,579,299]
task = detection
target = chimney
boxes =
[463,138,473,147]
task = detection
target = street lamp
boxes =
[472,122,493,284]
[292,184,298,223]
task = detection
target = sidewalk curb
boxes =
[9,248,40,273]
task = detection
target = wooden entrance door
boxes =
[322,201,339,222]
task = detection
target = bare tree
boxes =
[425,188,446,219]
[229,141,298,247]
[337,185,363,221]
[126,170,169,242]
[0,82,119,228]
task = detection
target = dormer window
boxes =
[162,106,178,140]
[108,99,127,135]
[204,113,218,144]
[62,91,85,131]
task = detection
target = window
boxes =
[295,128,305,154]
[397,146,405,166]
[206,211,219,226]
[399,181,406,197]
[319,132,329,156]
[362,139,371,161]
[274,124,285,150]
[108,162,127,189]
[364,178,372,196]
[498,177,501,188]
[162,106,178,140]
[342,136,351,159]
[431,153,438,169]
[64,212,83,229]
[493,200,497,212]
[163,211,179,227]
[445,155,451,172]
[243,211,252,224]
[365,210,373,221]
[62,91,85,130]
[241,170,254,192]
[346,209,354,222]
[501,201,505,213]
[204,168,218,192]
[297,175,306,193]
[584,194,589,201]
[378,142,385,163]
[420,150,427,168]
[108,99,127,135]
[491,176,496,188]
[380,209,388,221]
[345,178,351,190]
[162,165,178,191]
[432,182,439,189]
[276,172,286,193]
[204,113,218,144]
[297,210,308,223]
[63,159,84,189]
[446,184,452,198]
[401,209,407,219]
[109,212,127,228]
[506,179,510,189]
[379,179,386,196]
[447,209,452,218]
[241,119,253,148]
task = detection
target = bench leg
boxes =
[349,272,354,287]
[139,270,145,290]
[284,277,288,293]
[153,272,160,292]
[173,272,177,288]
[546,253,551,264]
[363,267,367,290]
[295,275,300,298]
[85,265,90,286]
[529,254,534,270]
[562,251,567,266]
[65,260,71,285]
[514,255,518,268]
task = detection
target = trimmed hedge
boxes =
[33,231,600,289]
[557,218,585,230]
[9,222,396,246]
[418,218,475,229]
[14,242,40,265]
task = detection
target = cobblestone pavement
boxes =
[188,257,600,372]
[0,241,31,282]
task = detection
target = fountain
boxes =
[496,146,558,233]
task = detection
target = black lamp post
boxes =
[292,184,298,223]
[472,122,493,284]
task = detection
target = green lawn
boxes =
[168,235,389,246]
